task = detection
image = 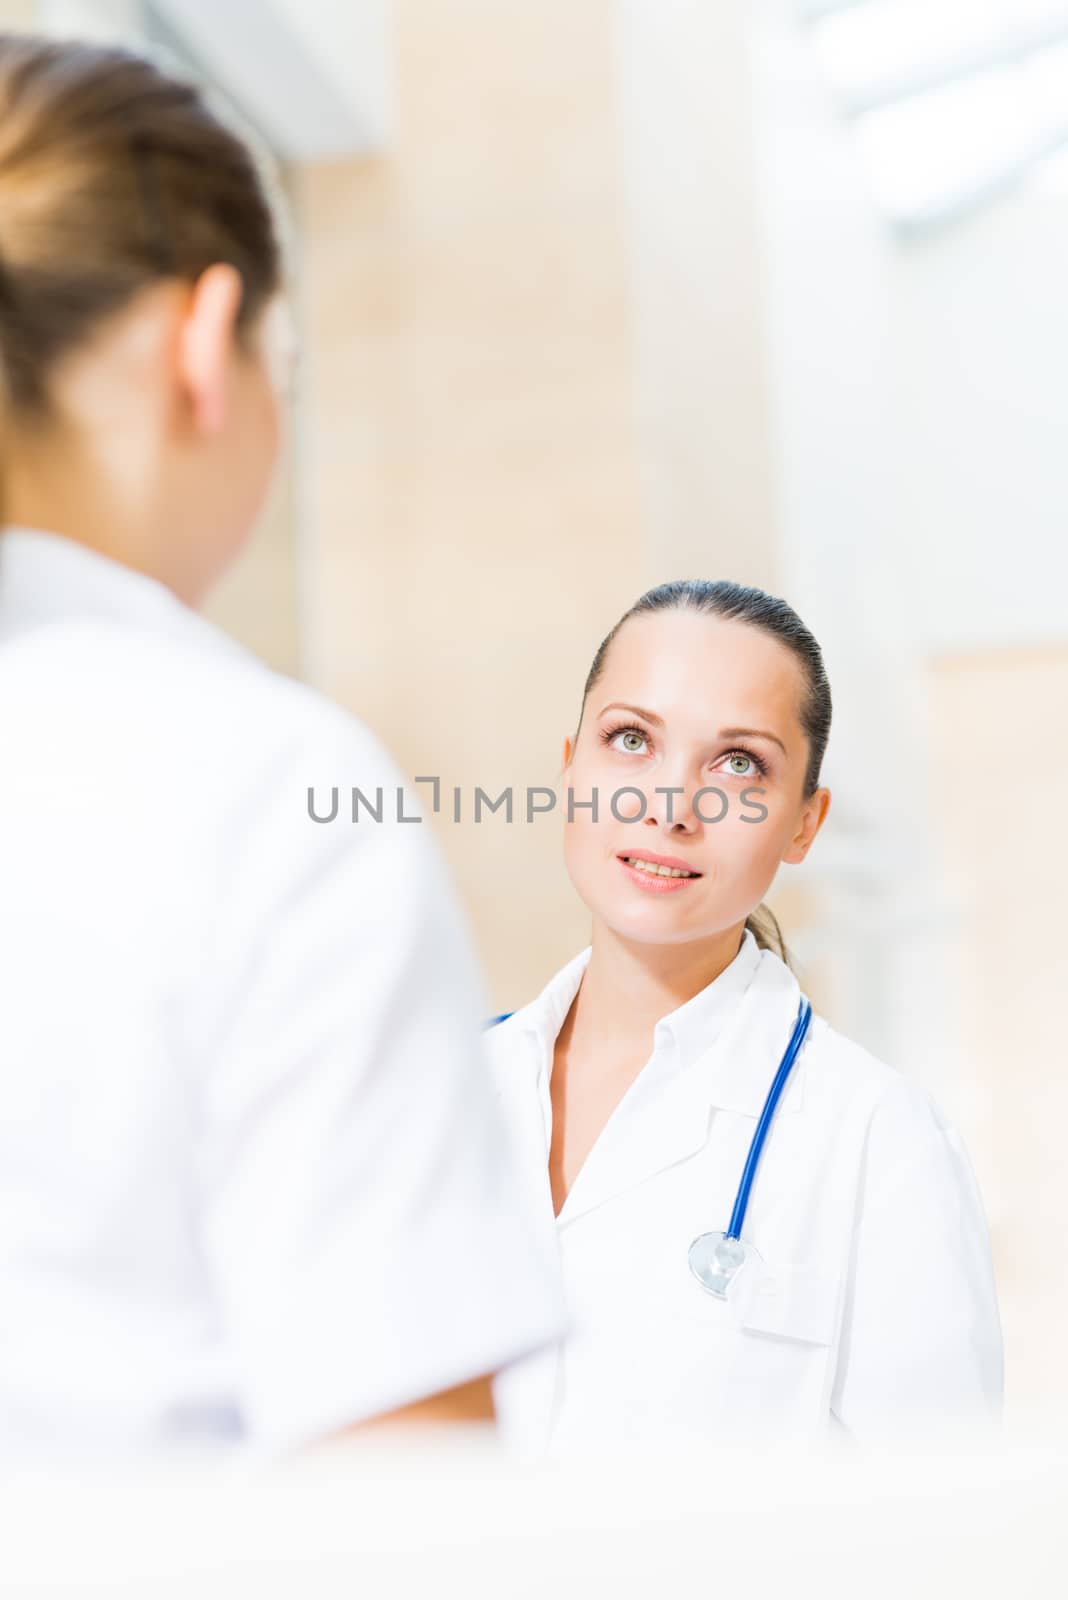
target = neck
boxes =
[568,921,748,1056]
[3,431,207,608]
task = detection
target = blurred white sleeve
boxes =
[193,708,566,1451]
[830,1075,1004,1447]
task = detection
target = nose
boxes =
[640,778,703,834]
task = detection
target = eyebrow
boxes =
[596,703,787,756]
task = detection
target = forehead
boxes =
[593,609,804,733]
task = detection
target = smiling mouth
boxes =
[618,856,702,879]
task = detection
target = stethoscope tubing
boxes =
[724,994,812,1242]
[484,993,814,1253]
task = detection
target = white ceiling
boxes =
[37,0,393,161]
[799,0,1068,227]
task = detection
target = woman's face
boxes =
[561,609,831,948]
[213,291,295,568]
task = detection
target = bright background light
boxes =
[800,0,1068,227]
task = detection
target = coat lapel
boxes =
[556,952,809,1227]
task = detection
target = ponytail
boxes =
[744,903,792,969]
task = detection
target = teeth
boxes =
[624,858,696,878]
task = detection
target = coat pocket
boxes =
[734,1260,841,1347]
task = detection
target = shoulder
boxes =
[480,945,590,1074]
[750,951,910,1120]
[481,1006,531,1076]
[3,611,437,924]
[801,1003,963,1174]
[4,609,404,791]
[803,1011,907,1108]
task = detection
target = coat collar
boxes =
[0,525,244,663]
[491,931,810,1226]
[503,927,805,1119]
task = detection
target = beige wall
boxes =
[292,0,796,1012]
[296,0,647,1009]
[618,0,779,592]
[928,645,1068,1431]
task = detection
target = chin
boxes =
[605,915,706,951]
[585,887,704,943]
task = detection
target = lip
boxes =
[616,850,703,894]
[616,850,702,874]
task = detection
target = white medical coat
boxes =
[485,927,1004,1453]
[0,526,565,1459]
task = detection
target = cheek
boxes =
[254,381,282,468]
[567,745,643,819]
[225,389,281,547]
[712,804,793,887]
[561,759,609,870]
[233,367,282,466]
[562,814,619,920]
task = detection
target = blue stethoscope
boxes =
[485,991,813,1301]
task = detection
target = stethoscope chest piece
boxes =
[688,1230,750,1299]
[687,993,813,1301]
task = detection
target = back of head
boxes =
[0,31,282,501]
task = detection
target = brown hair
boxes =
[578,579,834,969]
[0,32,283,428]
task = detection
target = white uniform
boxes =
[485,927,1004,1453]
[0,526,564,1460]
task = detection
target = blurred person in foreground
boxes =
[0,33,564,1461]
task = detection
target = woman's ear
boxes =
[177,263,244,436]
[561,733,574,770]
[782,786,831,866]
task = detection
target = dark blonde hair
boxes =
[579,579,833,968]
[0,32,282,432]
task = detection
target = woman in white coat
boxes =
[486,579,1004,1454]
[0,34,563,1459]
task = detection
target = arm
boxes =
[194,707,565,1452]
[334,1373,496,1433]
[830,1075,1004,1446]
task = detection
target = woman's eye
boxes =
[722,751,760,778]
[611,729,648,754]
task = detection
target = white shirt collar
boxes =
[0,525,240,663]
[496,928,804,1225]
[514,926,764,1071]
